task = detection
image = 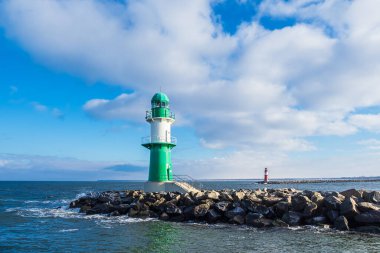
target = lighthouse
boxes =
[142,92,177,192]
[264,168,269,184]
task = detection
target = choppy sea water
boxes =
[1,181,380,253]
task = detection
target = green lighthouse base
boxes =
[144,181,199,194]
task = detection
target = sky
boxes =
[1,0,380,180]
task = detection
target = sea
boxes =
[1,180,380,253]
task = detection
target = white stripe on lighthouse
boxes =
[151,118,172,143]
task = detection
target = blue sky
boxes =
[1,0,380,180]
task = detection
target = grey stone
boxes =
[282,211,303,226]
[194,204,210,218]
[357,202,380,212]
[355,210,380,224]
[229,215,245,225]
[326,209,339,222]
[214,201,231,213]
[245,212,264,225]
[226,206,246,219]
[249,218,273,228]
[205,191,220,200]
[291,195,311,212]
[303,202,318,217]
[206,209,222,223]
[334,216,349,231]
[340,189,363,199]
[354,226,380,234]
[339,197,360,218]
[324,195,342,210]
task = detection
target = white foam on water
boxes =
[59,229,79,232]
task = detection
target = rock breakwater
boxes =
[69,188,380,234]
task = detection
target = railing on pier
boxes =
[141,136,177,145]
[173,174,202,190]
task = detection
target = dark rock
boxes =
[109,210,120,216]
[262,196,283,206]
[246,194,262,204]
[128,208,139,217]
[340,197,360,218]
[114,204,130,215]
[306,216,328,225]
[183,206,195,219]
[274,201,290,217]
[241,199,256,212]
[214,201,231,213]
[245,212,264,225]
[254,205,270,216]
[79,205,91,213]
[226,206,246,219]
[206,209,222,223]
[165,203,182,215]
[219,192,234,202]
[355,210,380,224]
[229,215,245,225]
[326,210,339,223]
[159,212,169,221]
[232,191,245,202]
[363,191,380,204]
[169,214,185,222]
[303,202,318,217]
[340,189,363,199]
[180,194,195,206]
[310,192,324,207]
[194,204,210,218]
[291,195,311,212]
[249,218,273,228]
[357,202,380,212]
[282,211,303,226]
[354,226,380,234]
[334,216,349,231]
[324,195,342,210]
[87,203,114,215]
[272,219,289,227]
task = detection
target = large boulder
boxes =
[206,209,222,223]
[262,196,283,206]
[194,204,210,218]
[254,205,270,216]
[219,192,234,202]
[165,203,182,215]
[183,206,195,219]
[205,191,220,201]
[229,215,245,225]
[357,202,380,212]
[282,211,303,226]
[232,191,245,202]
[340,189,363,199]
[363,191,380,204]
[324,195,342,210]
[355,210,380,224]
[180,194,195,206]
[326,209,339,223]
[214,201,231,213]
[246,194,262,204]
[339,197,360,218]
[245,212,264,225]
[291,195,311,212]
[226,206,246,219]
[310,192,324,207]
[334,216,349,231]
[274,201,290,217]
[303,202,318,217]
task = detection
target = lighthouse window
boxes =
[161,102,166,107]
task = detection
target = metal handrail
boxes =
[141,136,177,145]
[146,110,175,120]
[173,174,202,190]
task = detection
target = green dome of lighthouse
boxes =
[151,92,169,104]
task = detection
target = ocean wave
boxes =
[59,229,79,232]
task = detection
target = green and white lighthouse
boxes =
[142,92,177,192]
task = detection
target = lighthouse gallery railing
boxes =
[141,136,177,145]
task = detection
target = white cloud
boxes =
[1,0,380,177]
[357,138,380,150]
[31,101,48,112]
[349,114,380,133]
